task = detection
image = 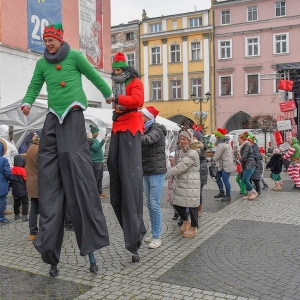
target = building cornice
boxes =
[213,0,264,8]
[111,23,140,32]
[140,26,213,40]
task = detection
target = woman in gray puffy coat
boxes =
[165,129,202,238]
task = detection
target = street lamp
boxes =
[191,91,211,127]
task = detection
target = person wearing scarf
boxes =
[238,132,257,200]
[106,52,146,263]
[21,23,112,276]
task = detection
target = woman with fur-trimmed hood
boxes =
[165,129,203,238]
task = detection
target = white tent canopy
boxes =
[0,99,180,149]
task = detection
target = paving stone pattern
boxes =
[158,219,300,299]
[1,170,299,299]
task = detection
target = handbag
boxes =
[209,162,218,179]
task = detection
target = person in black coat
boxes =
[266,147,283,191]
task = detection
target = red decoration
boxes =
[113,52,126,62]
[274,131,283,145]
[279,100,296,112]
[56,65,62,70]
[60,82,66,87]
[259,147,265,154]
[277,79,294,91]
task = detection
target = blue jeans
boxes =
[143,173,165,239]
[0,195,7,219]
[242,168,255,191]
[216,170,231,196]
[29,198,39,235]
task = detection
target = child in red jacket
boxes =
[11,155,29,221]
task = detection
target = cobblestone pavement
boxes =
[1,170,299,300]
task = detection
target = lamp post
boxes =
[191,91,211,127]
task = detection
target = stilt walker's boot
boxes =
[49,265,58,277]
[132,252,140,263]
[88,252,98,274]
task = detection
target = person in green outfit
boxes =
[88,124,107,197]
[233,146,246,195]
[21,23,112,277]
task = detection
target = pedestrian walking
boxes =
[209,128,234,202]
[88,124,107,197]
[282,137,300,190]
[233,147,246,195]
[266,147,283,191]
[238,132,257,200]
[25,133,40,241]
[11,155,29,221]
[165,129,202,238]
[141,106,167,249]
[248,134,263,195]
[0,139,12,225]
[107,52,146,262]
[21,23,111,276]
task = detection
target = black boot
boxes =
[177,217,183,226]
[89,263,98,274]
[221,195,231,202]
[214,192,225,199]
[262,185,268,190]
[49,265,58,277]
[172,212,179,220]
[132,254,140,263]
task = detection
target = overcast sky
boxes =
[111,0,212,26]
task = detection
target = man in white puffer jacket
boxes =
[0,125,18,168]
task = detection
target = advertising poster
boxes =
[79,0,103,69]
[27,0,62,53]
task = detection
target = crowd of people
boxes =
[0,22,299,279]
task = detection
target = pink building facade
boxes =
[213,0,300,132]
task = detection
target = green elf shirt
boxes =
[89,138,105,163]
[22,49,113,123]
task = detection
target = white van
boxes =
[228,129,274,150]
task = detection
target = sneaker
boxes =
[221,195,231,202]
[14,214,21,220]
[148,238,161,249]
[262,185,269,190]
[144,234,153,243]
[100,193,109,198]
[0,218,10,224]
[4,210,12,215]
[22,215,29,222]
[172,213,179,220]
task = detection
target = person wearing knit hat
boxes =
[165,128,203,238]
[237,132,258,200]
[141,106,167,249]
[106,50,146,262]
[266,147,283,191]
[21,23,113,277]
[88,124,108,198]
[208,128,234,202]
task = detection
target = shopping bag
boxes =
[209,162,218,178]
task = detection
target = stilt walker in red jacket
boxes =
[107,52,146,262]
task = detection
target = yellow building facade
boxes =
[140,9,215,133]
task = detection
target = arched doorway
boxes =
[224,111,251,132]
[168,114,195,127]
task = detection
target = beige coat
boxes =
[165,141,201,208]
[212,140,234,173]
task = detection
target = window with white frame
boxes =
[172,20,177,30]
[219,40,232,59]
[191,42,201,60]
[221,10,230,25]
[246,37,260,56]
[151,81,162,100]
[126,53,135,68]
[150,23,162,33]
[247,74,259,94]
[247,6,258,21]
[273,33,289,54]
[171,79,182,99]
[220,75,232,96]
[151,47,161,64]
[275,1,286,17]
[189,17,202,27]
[191,78,202,98]
[170,44,180,62]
